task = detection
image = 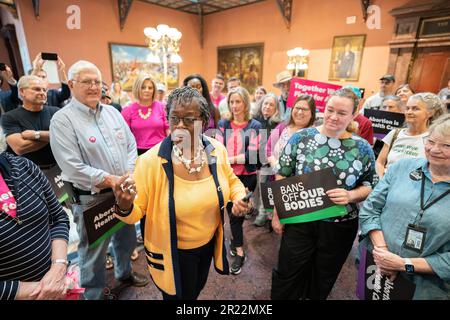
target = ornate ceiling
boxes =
[140,0,266,15]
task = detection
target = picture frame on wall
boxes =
[109,43,179,91]
[217,43,264,94]
[328,34,366,82]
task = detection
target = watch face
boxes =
[405,264,414,274]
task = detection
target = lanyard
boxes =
[418,171,450,223]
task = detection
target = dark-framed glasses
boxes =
[169,116,201,126]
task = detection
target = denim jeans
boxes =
[72,192,137,300]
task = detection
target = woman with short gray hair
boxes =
[376,92,447,178]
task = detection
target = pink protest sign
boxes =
[286,78,342,112]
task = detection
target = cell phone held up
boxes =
[41,52,58,61]
[242,191,253,203]
[0,63,6,71]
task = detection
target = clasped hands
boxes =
[113,173,137,211]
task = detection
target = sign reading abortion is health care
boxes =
[287,78,342,112]
[271,168,347,224]
[357,247,415,300]
[364,109,405,139]
[83,195,126,248]
[42,164,75,206]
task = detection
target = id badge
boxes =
[404,224,426,253]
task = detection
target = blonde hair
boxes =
[228,86,251,122]
[132,74,156,102]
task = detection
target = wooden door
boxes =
[410,47,450,93]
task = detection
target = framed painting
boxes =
[217,43,264,94]
[328,35,366,82]
[109,43,179,91]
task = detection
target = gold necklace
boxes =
[138,108,152,120]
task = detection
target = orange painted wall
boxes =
[203,0,410,96]
[16,0,202,85]
[14,0,411,96]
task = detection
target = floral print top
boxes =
[277,127,378,222]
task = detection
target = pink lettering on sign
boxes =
[287,78,342,113]
[89,136,96,143]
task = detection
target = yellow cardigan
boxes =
[115,135,246,297]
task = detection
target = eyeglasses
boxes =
[73,79,102,88]
[169,116,201,126]
[424,137,450,152]
[293,106,310,113]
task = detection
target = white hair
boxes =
[0,127,7,153]
[17,75,44,100]
[68,60,102,81]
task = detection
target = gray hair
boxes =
[0,127,7,153]
[253,93,282,124]
[409,92,446,124]
[228,86,251,122]
[428,113,450,138]
[68,60,102,81]
[17,75,43,90]
[132,74,156,102]
[166,86,210,126]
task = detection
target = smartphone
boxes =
[242,191,253,203]
[41,52,58,61]
[0,63,6,71]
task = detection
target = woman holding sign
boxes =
[272,88,377,300]
[376,93,445,178]
[359,114,450,299]
[113,86,251,300]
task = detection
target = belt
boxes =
[74,187,113,196]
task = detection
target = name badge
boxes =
[403,224,426,253]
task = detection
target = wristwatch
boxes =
[34,130,41,140]
[404,258,414,274]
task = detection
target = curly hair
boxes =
[409,92,446,124]
[165,86,210,126]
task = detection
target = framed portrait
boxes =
[217,43,264,94]
[109,43,179,91]
[328,35,366,82]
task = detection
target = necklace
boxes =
[138,108,152,120]
[173,141,207,174]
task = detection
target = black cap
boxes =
[379,74,395,82]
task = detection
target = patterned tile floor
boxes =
[106,214,358,300]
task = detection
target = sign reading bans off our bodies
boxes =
[271,168,347,224]
[83,194,126,248]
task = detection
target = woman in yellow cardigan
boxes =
[113,86,251,300]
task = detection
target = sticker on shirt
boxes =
[116,130,125,140]
[89,136,96,143]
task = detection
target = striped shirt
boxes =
[0,152,69,300]
[49,97,137,193]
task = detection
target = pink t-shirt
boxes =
[210,93,225,107]
[0,174,17,218]
[121,101,169,150]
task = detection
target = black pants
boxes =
[226,174,257,248]
[137,148,149,239]
[161,238,215,300]
[271,218,358,300]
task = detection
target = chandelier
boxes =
[286,47,310,77]
[144,24,182,89]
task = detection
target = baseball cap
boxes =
[379,74,395,82]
